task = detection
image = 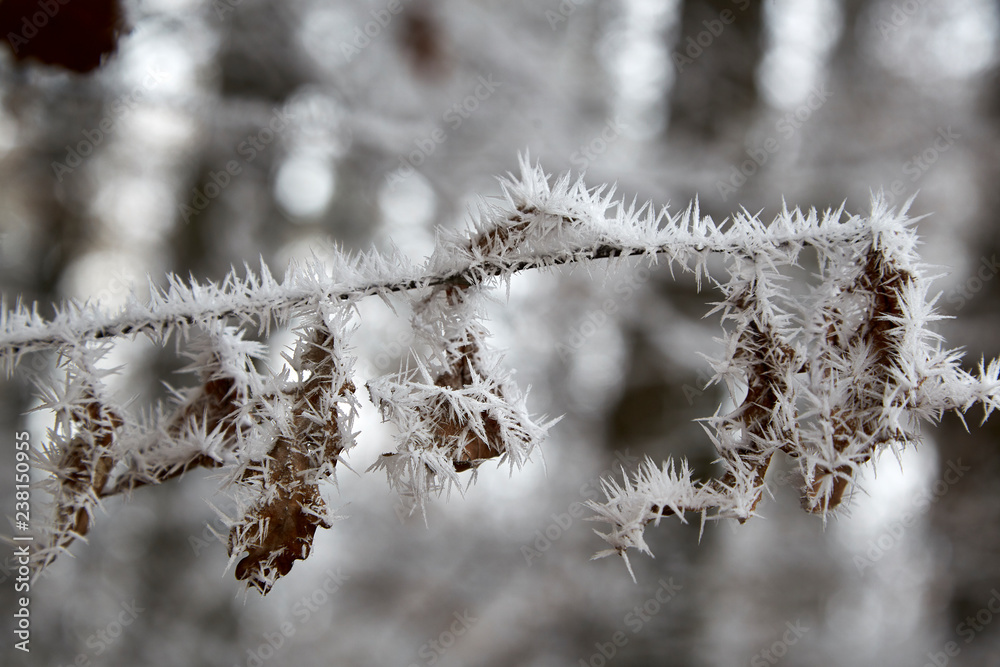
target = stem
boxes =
[1,217,872,354]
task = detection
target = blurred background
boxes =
[2,0,1000,665]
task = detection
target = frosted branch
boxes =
[4,154,999,590]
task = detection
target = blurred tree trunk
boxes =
[926,44,1000,662]
[665,0,764,145]
[171,0,309,280]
